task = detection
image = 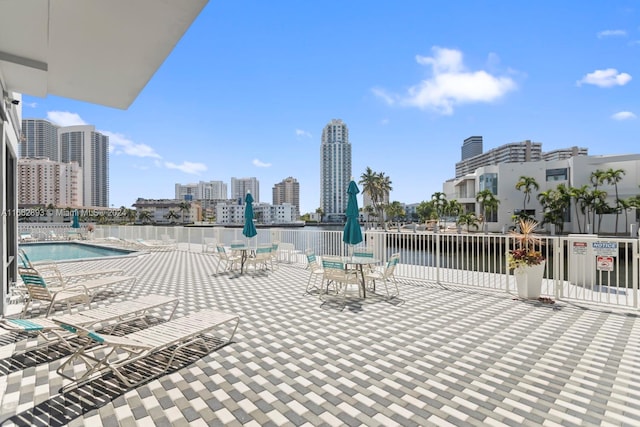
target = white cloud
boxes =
[577,68,632,87]
[295,129,312,138]
[47,111,87,126]
[611,111,636,120]
[101,131,162,159]
[373,47,517,115]
[253,159,272,167]
[380,118,389,125]
[597,29,627,38]
[164,161,207,174]
[24,101,38,108]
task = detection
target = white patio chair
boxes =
[214,244,240,274]
[321,256,362,300]
[203,238,217,253]
[364,253,400,299]
[278,242,300,264]
[245,244,272,272]
[304,249,324,294]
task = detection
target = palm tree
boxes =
[515,176,539,216]
[315,207,324,222]
[359,167,393,229]
[138,209,153,224]
[569,185,588,233]
[537,186,569,234]
[125,208,137,224]
[592,189,608,233]
[415,200,435,224]
[165,209,180,224]
[475,189,499,232]
[431,192,448,229]
[604,168,626,234]
[384,201,405,231]
[178,201,191,224]
[447,199,462,221]
[457,212,479,233]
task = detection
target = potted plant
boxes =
[508,218,546,299]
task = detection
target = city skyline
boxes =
[19,2,639,213]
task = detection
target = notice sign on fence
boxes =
[573,241,587,255]
[592,241,618,256]
[597,256,614,271]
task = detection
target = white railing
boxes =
[20,223,640,309]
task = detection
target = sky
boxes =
[21,1,640,214]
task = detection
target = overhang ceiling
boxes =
[0,0,208,109]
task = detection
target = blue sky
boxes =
[22,1,639,214]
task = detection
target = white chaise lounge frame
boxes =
[54,308,239,387]
[0,294,179,354]
[19,267,138,317]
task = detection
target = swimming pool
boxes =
[19,242,136,263]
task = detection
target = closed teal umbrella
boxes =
[243,192,257,239]
[71,210,80,229]
[343,180,363,246]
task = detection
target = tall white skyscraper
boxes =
[320,119,351,222]
[58,125,109,207]
[21,119,60,160]
[231,177,259,204]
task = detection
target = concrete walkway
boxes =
[1,249,639,426]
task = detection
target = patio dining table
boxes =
[342,256,380,298]
[230,245,254,274]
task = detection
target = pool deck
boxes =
[1,247,639,426]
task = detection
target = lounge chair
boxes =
[19,231,37,243]
[19,267,137,317]
[18,248,124,287]
[19,267,91,317]
[0,294,179,354]
[54,308,239,387]
[126,238,175,251]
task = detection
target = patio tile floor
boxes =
[1,248,639,426]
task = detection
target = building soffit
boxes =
[0,0,208,109]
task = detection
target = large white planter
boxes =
[514,261,546,299]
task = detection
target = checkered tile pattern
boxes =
[1,249,640,426]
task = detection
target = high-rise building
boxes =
[272,177,300,214]
[542,146,588,161]
[21,119,59,160]
[320,119,351,221]
[58,125,109,207]
[231,177,259,204]
[175,180,228,200]
[461,136,483,160]
[455,140,543,177]
[18,157,82,206]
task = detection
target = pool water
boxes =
[20,242,135,263]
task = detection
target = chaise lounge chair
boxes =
[0,294,179,355]
[19,267,138,317]
[18,248,124,287]
[54,308,239,388]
